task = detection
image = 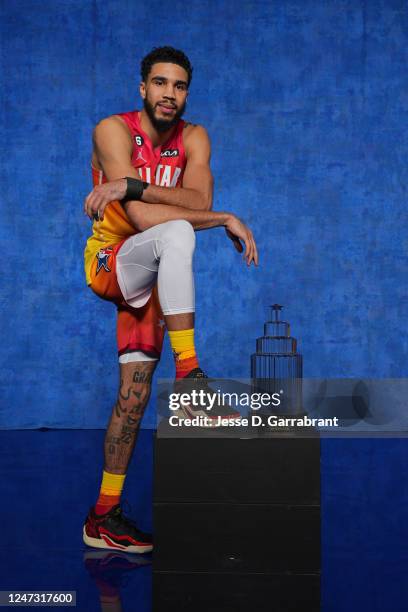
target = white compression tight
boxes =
[116,219,196,315]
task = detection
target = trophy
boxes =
[251,304,303,416]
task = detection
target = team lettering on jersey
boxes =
[136,164,182,187]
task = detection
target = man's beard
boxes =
[143,96,187,133]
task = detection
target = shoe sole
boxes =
[83,526,153,554]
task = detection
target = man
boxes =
[82,46,258,554]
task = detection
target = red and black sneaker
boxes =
[83,504,153,554]
[173,367,241,427]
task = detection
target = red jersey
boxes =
[119,110,187,186]
[84,110,187,285]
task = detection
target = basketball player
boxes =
[82,47,258,553]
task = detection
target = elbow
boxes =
[193,187,212,211]
[135,219,149,232]
[133,215,150,232]
[203,194,213,211]
[205,182,214,211]
[122,201,148,232]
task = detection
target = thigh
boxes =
[89,230,161,306]
[116,227,165,308]
[89,242,126,304]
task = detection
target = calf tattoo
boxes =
[106,435,120,455]
[126,413,139,426]
[105,362,156,470]
[119,424,138,445]
[133,370,153,384]
[119,381,132,401]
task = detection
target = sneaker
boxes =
[83,504,153,554]
[172,368,241,427]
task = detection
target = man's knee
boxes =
[161,220,196,254]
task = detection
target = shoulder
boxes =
[93,115,132,142]
[182,122,211,158]
[93,115,133,153]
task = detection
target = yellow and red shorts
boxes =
[88,240,165,361]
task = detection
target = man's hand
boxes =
[84,178,128,221]
[224,214,259,267]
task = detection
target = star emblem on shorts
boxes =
[96,249,112,274]
[157,319,165,329]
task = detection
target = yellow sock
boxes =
[95,470,126,515]
[168,328,199,378]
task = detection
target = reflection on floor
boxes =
[0,430,406,611]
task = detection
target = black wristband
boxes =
[122,177,149,202]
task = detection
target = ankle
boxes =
[175,355,199,379]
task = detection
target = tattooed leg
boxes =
[104,361,157,474]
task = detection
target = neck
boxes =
[139,109,177,148]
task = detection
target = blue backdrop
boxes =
[0,0,407,428]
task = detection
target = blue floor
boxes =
[0,430,407,611]
[0,430,154,611]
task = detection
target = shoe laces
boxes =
[115,501,140,529]
[186,367,209,379]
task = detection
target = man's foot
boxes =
[83,504,153,554]
[172,368,241,427]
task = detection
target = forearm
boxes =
[123,201,229,232]
[141,183,210,210]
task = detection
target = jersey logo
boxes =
[96,248,112,274]
[135,135,144,146]
[136,149,147,162]
[161,148,179,157]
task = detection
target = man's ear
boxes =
[139,81,146,99]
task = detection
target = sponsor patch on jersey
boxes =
[96,247,113,274]
[161,148,179,158]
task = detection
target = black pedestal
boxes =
[153,423,320,611]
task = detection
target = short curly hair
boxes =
[141,46,193,87]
